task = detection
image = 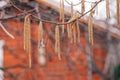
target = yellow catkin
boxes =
[61,0,64,20]
[55,26,61,60]
[62,23,65,34]
[73,22,76,43]
[60,0,65,33]
[24,15,30,52]
[24,14,31,68]
[24,15,27,51]
[68,14,78,43]
[71,2,74,17]
[55,26,58,53]
[116,0,120,25]
[60,0,62,20]
[76,20,80,43]
[62,0,65,33]
[38,21,43,49]
[67,19,73,41]
[28,18,31,68]
[106,0,110,18]
[70,13,79,43]
[67,24,70,38]
[67,23,72,43]
[69,23,73,43]
[60,0,64,20]
[88,10,94,46]
[67,12,79,43]
[81,0,85,14]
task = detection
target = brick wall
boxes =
[0,19,106,80]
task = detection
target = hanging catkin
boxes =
[73,22,76,43]
[62,24,65,34]
[24,15,27,51]
[71,2,74,17]
[74,13,80,43]
[88,10,94,46]
[70,23,73,43]
[62,0,65,33]
[67,11,79,44]
[76,20,80,43]
[60,0,62,20]
[67,23,73,43]
[60,0,64,21]
[24,15,31,52]
[67,24,70,38]
[55,26,61,60]
[81,0,85,14]
[67,12,79,43]
[24,14,31,68]
[106,0,110,18]
[38,21,43,49]
[60,0,65,33]
[116,0,120,25]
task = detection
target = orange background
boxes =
[0,18,107,80]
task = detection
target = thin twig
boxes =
[0,9,35,20]
[0,22,15,39]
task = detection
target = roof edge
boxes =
[35,0,120,39]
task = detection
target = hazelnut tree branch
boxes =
[0,0,103,25]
